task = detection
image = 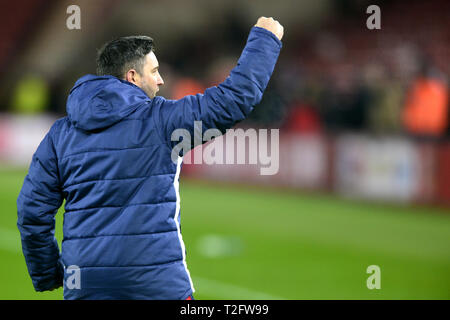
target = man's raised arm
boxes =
[154,17,284,149]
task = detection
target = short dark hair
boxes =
[96,35,154,79]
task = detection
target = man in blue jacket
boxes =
[17,17,283,299]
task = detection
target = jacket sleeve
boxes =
[155,26,282,149]
[17,127,64,292]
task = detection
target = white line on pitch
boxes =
[1,226,285,299]
[192,276,285,300]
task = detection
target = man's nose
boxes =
[158,74,164,85]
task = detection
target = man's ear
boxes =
[125,69,139,85]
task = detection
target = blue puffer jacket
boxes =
[17,27,281,299]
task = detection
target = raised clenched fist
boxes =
[255,17,284,41]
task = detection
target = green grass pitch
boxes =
[1,168,449,299]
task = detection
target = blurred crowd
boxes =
[276,0,449,139]
[4,0,450,139]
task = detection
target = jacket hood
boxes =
[67,74,151,131]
